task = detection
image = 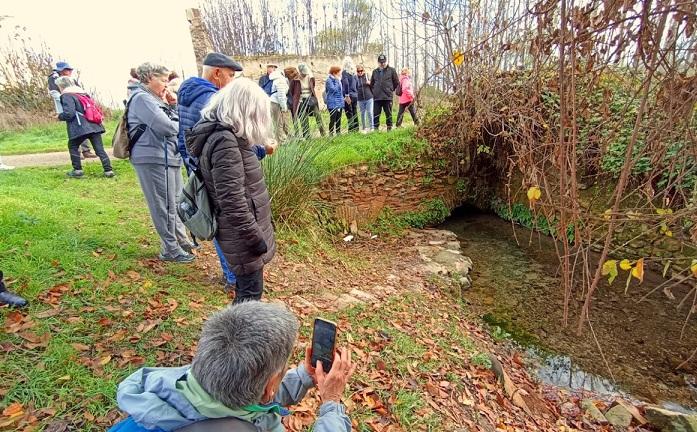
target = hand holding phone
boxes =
[316,348,356,403]
[309,318,356,403]
[310,318,336,372]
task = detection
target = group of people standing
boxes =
[122,53,276,305]
[0,52,371,432]
[257,54,420,139]
[325,53,420,134]
[112,55,355,432]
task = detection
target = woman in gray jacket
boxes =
[128,62,195,263]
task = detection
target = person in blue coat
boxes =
[177,53,245,172]
[325,66,344,136]
[109,302,355,432]
[177,53,269,291]
[258,64,277,97]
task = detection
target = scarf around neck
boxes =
[176,372,290,422]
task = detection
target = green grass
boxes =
[0,118,120,155]
[392,390,440,429]
[0,114,478,431]
[0,162,230,430]
[311,127,426,172]
[0,107,415,157]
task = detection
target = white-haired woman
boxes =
[341,57,359,132]
[128,62,195,263]
[55,76,114,178]
[185,78,276,303]
[111,301,355,432]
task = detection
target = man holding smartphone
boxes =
[109,302,355,432]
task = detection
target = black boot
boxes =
[0,290,28,308]
[0,271,28,308]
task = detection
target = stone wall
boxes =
[232,53,381,83]
[318,163,459,227]
[185,9,214,77]
[185,9,381,108]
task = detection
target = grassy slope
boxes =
[0,108,414,156]
[0,119,120,156]
[0,162,228,424]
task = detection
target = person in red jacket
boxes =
[396,67,419,127]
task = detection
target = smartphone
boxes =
[311,318,337,372]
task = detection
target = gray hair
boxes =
[297,63,312,77]
[200,78,273,146]
[191,301,299,408]
[55,76,76,90]
[201,65,214,77]
[136,62,169,84]
[342,57,356,75]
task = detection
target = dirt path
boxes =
[1,149,115,168]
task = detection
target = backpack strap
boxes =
[124,94,147,149]
[177,417,257,432]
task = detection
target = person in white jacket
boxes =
[269,69,290,143]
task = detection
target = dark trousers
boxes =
[373,100,393,130]
[396,102,419,127]
[344,99,359,132]
[296,98,326,139]
[68,133,112,172]
[329,108,342,135]
[234,268,264,304]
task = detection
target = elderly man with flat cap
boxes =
[177,52,274,293]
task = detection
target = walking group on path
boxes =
[1,51,426,432]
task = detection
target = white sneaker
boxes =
[0,163,14,170]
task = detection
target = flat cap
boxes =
[203,53,243,71]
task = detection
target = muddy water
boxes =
[439,209,697,408]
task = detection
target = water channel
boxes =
[439,208,697,409]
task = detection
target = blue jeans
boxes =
[214,239,236,284]
[358,99,374,131]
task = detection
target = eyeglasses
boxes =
[357,70,364,73]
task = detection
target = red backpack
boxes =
[73,93,104,124]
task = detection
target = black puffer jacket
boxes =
[185,120,276,275]
[58,93,105,140]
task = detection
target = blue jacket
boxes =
[325,76,344,110]
[177,77,216,170]
[259,75,273,97]
[177,77,265,171]
[341,71,357,101]
[108,364,351,432]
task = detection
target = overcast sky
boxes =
[2,0,201,107]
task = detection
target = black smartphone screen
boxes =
[311,319,337,372]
